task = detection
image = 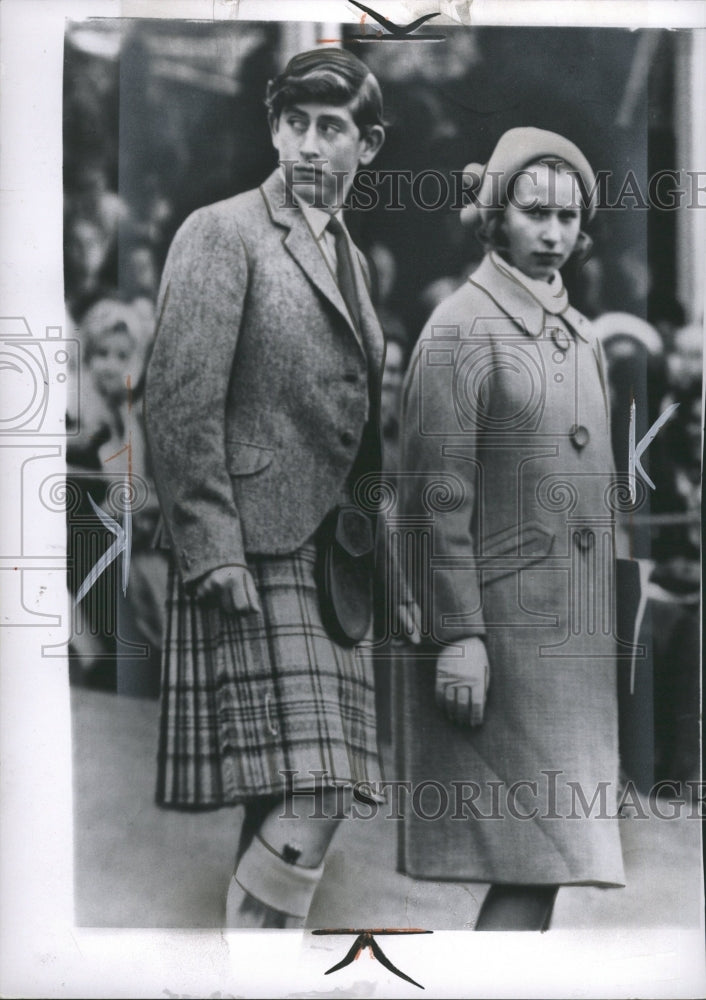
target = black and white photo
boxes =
[1,2,704,996]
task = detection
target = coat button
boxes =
[551,327,571,352]
[340,430,355,446]
[574,528,595,551]
[570,424,590,449]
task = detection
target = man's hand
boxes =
[193,565,262,616]
[435,637,489,727]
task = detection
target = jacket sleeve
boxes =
[398,302,487,645]
[144,205,250,585]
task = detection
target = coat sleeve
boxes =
[144,205,250,585]
[591,328,633,558]
[398,299,487,645]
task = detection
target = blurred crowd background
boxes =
[63,20,702,787]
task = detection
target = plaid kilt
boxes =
[156,541,381,808]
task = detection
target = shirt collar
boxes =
[285,173,344,240]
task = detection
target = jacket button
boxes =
[340,430,355,446]
[570,424,590,449]
[343,372,359,383]
[574,529,595,551]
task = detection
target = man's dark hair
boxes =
[265,48,385,135]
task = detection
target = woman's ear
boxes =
[358,125,385,166]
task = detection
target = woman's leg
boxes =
[227,788,349,928]
[474,884,559,931]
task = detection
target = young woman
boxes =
[397,128,626,930]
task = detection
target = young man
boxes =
[145,49,403,928]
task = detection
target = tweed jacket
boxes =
[144,170,385,586]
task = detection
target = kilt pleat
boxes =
[156,542,381,808]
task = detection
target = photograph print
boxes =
[38,4,706,981]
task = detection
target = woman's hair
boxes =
[81,298,138,362]
[475,157,593,261]
[265,49,385,135]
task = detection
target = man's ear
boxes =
[358,125,385,166]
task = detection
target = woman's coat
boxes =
[395,252,626,886]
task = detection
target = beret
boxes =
[460,127,597,227]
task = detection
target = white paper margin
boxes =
[1,1,705,997]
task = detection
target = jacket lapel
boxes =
[260,170,381,368]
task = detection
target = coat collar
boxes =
[469,252,591,342]
[259,170,383,377]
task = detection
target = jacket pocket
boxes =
[226,439,274,476]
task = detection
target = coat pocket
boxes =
[477,520,555,585]
[226,439,274,476]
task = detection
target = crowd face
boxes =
[500,163,582,281]
[669,324,703,393]
[271,100,382,211]
[125,246,159,299]
[88,328,135,405]
[67,219,109,280]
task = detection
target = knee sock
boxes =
[234,834,324,919]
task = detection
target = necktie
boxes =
[326,219,381,494]
[326,215,361,329]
